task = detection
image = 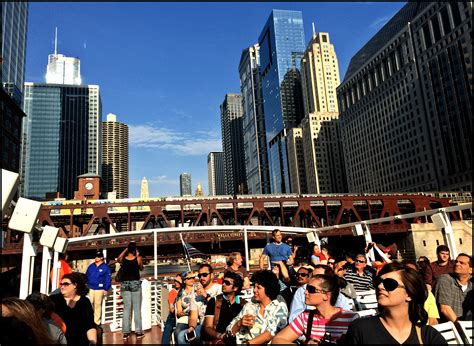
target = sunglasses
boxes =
[375,277,405,292]
[198,273,210,278]
[328,261,335,265]
[356,259,366,264]
[174,280,182,284]
[222,279,234,286]
[296,272,309,277]
[60,282,72,287]
[306,285,327,294]
[185,276,196,280]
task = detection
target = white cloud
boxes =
[129,124,221,156]
[369,15,391,29]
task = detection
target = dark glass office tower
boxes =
[258,10,306,193]
[1,2,28,106]
[21,83,101,199]
[180,173,192,196]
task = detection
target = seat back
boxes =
[355,309,378,318]
[432,321,464,344]
[457,320,472,345]
[355,290,378,310]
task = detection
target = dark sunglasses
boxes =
[328,261,335,265]
[306,285,327,294]
[174,280,182,284]
[375,277,405,292]
[198,273,210,278]
[60,282,72,287]
[296,272,309,277]
[356,259,366,264]
[185,276,196,280]
[222,279,234,286]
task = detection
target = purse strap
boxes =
[415,325,423,345]
[306,310,317,342]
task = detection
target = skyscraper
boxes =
[1,2,28,174]
[1,2,29,105]
[102,113,129,199]
[299,29,347,193]
[337,2,472,192]
[21,83,102,199]
[45,28,81,85]
[140,177,149,199]
[180,173,192,196]
[287,127,307,194]
[258,10,306,193]
[239,44,270,194]
[207,152,225,196]
[220,93,247,195]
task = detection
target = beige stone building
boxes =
[287,128,306,194]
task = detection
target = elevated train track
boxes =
[2,192,470,256]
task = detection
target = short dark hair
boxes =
[26,292,55,318]
[436,245,450,254]
[377,261,428,325]
[224,271,243,293]
[312,264,334,276]
[311,274,340,306]
[251,270,280,300]
[198,263,213,273]
[272,229,281,236]
[457,253,473,267]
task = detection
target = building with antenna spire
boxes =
[45,28,81,85]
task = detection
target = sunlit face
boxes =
[354,256,367,270]
[60,279,76,297]
[253,283,268,302]
[304,278,330,306]
[198,267,212,286]
[376,271,409,308]
[273,231,283,243]
[222,277,236,294]
[184,274,196,288]
[454,255,472,276]
[233,254,243,266]
[437,251,450,263]
[296,268,311,285]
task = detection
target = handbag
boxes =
[115,266,124,282]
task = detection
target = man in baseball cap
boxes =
[86,250,112,325]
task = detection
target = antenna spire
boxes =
[54,27,58,55]
[312,22,316,39]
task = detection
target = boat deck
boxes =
[103,325,162,344]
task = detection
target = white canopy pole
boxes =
[40,246,53,294]
[19,233,37,299]
[244,227,250,272]
[153,230,158,280]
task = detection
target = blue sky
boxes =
[25,2,406,198]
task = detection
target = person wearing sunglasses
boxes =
[334,259,357,300]
[344,254,375,292]
[280,266,312,309]
[203,271,246,345]
[175,271,199,344]
[196,263,222,302]
[161,274,183,344]
[50,272,98,345]
[273,274,358,344]
[227,270,288,345]
[345,262,447,344]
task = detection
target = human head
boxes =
[376,262,428,325]
[181,271,196,288]
[296,266,312,286]
[436,245,450,263]
[251,270,280,301]
[417,256,429,265]
[127,241,137,255]
[95,251,105,263]
[354,254,367,271]
[1,297,53,344]
[26,292,55,319]
[327,257,336,268]
[229,252,243,267]
[305,274,340,306]
[334,259,351,278]
[312,264,334,276]
[61,272,89,297]
[313,244,320,253]
[284,236,294,246]
[272,229,283,243]
[454,253,472,278]
[1,316,38,345]
[198,263,214,287]
[222,271,243,295]
[173,274,183,290]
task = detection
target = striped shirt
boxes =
[344,269,374,291]
[289,309,358,342]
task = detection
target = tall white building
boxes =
[45,29,81,85]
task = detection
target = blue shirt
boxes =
[86,262,112,290]
[263,242,293,263]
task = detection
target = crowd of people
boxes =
[0,230,471,345]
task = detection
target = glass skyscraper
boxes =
[21,83,102,200]
[1,2,28,105]
[258,10,306,193]
[180,173,192,196]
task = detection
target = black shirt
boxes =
[51,294,96,346]
[204,294,244,333]
[121,256,140,281]
[345,316,447,345]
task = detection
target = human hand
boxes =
[241,314,256,327]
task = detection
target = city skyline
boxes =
[25,2,406,197]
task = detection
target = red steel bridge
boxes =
[3,192,469,256]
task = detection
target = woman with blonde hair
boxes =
[1,297,53,344]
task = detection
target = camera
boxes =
[184,329,196,342]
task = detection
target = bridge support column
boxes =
[19,233,37,299]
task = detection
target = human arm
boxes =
[433,275,459,322]
[204,316,225,341]
[243,277,251,290]
[117,248,128,263]
[86,328,97,345]
[289,286,306,323]
[259,253,268,270]
[247,330,273,344]
[136,249,143,270]
[439,304,458,322]
[272,324,300,345]
[185,308,199,341]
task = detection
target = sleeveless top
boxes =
[121,256,140,281]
